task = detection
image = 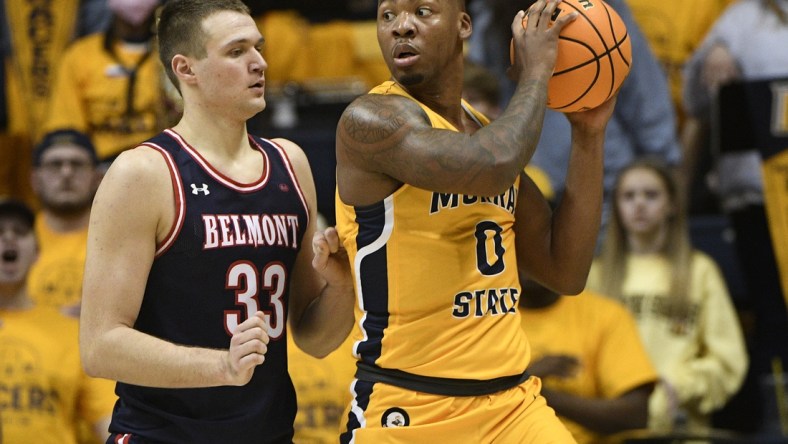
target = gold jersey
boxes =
[336,81,530,381]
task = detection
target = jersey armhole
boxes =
[265,138,311,228]
[143,144,186,257]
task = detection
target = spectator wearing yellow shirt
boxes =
[44,0,178,163]
[27,130,102,314]
[519,278,658,444]
[0,199,116,444]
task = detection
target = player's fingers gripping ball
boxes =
[510,0,632,112]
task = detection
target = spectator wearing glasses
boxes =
[27,129,103,316]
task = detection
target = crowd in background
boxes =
[1,0,787,442]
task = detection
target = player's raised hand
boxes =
[510,0,578,81]
[564,94,618,133]
[224,311,269,386]
[312,226,351,287]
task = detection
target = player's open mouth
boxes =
[393,46,419,67]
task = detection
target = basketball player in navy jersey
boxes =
[78,1,354,442]
[333,0,618,442]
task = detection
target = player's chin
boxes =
[396,72,425,87]
[246,96,267,113]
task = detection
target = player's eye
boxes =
[416,7,432,17]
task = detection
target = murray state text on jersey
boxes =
[202,213,301,250]
[429,184,518,215]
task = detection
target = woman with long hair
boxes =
[587,158,748,433]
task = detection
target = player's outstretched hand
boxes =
[225,311,269,386]
[312,226,351,287]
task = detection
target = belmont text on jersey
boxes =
[202,213,301,250]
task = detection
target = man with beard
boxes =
[333,0,617,441]
[27,129,103,316]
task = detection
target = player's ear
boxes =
[172,55,196,85]
[459,11,472,40]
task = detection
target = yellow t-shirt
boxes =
[288,333,356,443]
[44,34,165,160]
[335,81,530,380]
[587,252,748,431]
[520,290,658,444]
[0,305,116,444]
[27,217,88,311]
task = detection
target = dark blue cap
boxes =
[0,198,35,229]
[33,129,98,166]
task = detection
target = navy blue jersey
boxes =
[110,129,309,443]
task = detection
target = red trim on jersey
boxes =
[265,139,311,227]
[164,129,270,192]
[143,143,186,257]
[114,434,132,444]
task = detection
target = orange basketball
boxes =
[509,0,631,112]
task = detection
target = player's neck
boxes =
[173,111,250,156]
[171,115,265,184]
[402,74,466,131]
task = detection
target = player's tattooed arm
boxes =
[337,85,547,198]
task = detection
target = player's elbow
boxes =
[475,166,521,197]
[541,274,587,296]
[80,342,103,378]
[292,334,332,359]
[79,329,112,379]
[560,279,587,296]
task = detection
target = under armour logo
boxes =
[191,183,210,195]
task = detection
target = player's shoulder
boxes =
[97,145,172,201]
[107,145,170,177]
[267,137,316,187]
[336,93,430,159]
[268,136,304,157]
[341,91,427,128]
[268,137,309,170]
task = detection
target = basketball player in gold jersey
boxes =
[334,0,618,442]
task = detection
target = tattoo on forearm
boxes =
[487,78,547,164]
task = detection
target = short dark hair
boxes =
[0,199,35,229]
[157,0,251,90]
[33,129,98,167]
